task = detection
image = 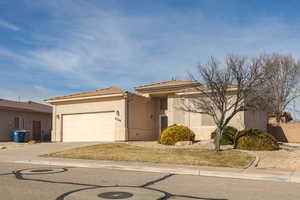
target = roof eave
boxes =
[0,106,52,114]
[46,93,126,104]
[134,82,199,91]
[176,87,238,96]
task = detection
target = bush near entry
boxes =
[159,125,195,145]
[234,129,279,151]
[211,126,238,145]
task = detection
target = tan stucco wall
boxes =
[244,110,268,131]
[168,94,185,126]
[49,91,268,142]
[186,109,244,140]
[0,109,52,141]
[127,94,156,140]
[150,98,160,139]
[51,96,126,142]
[168,95,247,140]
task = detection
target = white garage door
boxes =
[62,112,115,142]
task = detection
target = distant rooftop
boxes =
[0,99,52,114]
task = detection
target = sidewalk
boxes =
[13,157,300,183]
[1,142,300,183]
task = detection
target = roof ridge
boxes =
[134,79,196,89]
[54,87,119,97]
[0,98,37,104]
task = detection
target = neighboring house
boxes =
[0,99,52,141]
[46,80,268,142]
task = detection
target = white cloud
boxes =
[0,19,20,31]
[3,16,300,75]
[2,15,300,89]
[2,1,300,90]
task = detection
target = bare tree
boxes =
[261,54,300,123]
[183,55,264,152]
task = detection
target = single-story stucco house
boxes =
[0,99,52,141]
[46,80,268,142]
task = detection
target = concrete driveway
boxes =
[0,142,101,162]
[1,162,300,200]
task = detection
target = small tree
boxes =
[261,54,300,122]
[183,55,264,152]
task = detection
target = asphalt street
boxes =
[0,162,300,200]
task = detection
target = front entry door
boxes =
[160,115,168,133]
[32,120,41,141]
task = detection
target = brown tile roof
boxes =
[135,79,197,90]
[46,87,127,101]
[0,99,52,113]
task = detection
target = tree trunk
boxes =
[214,128,222,152]
[275,112,281,123]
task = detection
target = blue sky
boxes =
[1,0,300,106]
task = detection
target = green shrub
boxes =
[234,129,279,151]
[159,125,195,145]
[211,126,238,145]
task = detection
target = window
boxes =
[14,117,20,129]
[22,118,25,129]
[160,116,168,132]
[160,98,168,110]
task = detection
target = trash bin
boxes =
[24,131,31,142]
[13,130,30,143]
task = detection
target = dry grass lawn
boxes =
[43,143,254,168]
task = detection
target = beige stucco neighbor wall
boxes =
[0,109,52,141]
[51,96,126,142]
[268,122,300,143]
[127,94,156,140]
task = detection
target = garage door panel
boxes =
[62,112,115,142]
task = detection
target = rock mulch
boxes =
[256,143,300,169]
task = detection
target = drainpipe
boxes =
[124,92,129,141]
[188,99,191,128]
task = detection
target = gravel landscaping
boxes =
[256,143,300,169]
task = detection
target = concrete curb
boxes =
[252,154,260,168]
[14,160,201,175]
[14,159,300,184]
[237,150,260,168]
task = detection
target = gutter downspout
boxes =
[53,105,57,142]
[124,92,129,141]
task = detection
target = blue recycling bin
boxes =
[24,132,30,142]
[13,130,29,143]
